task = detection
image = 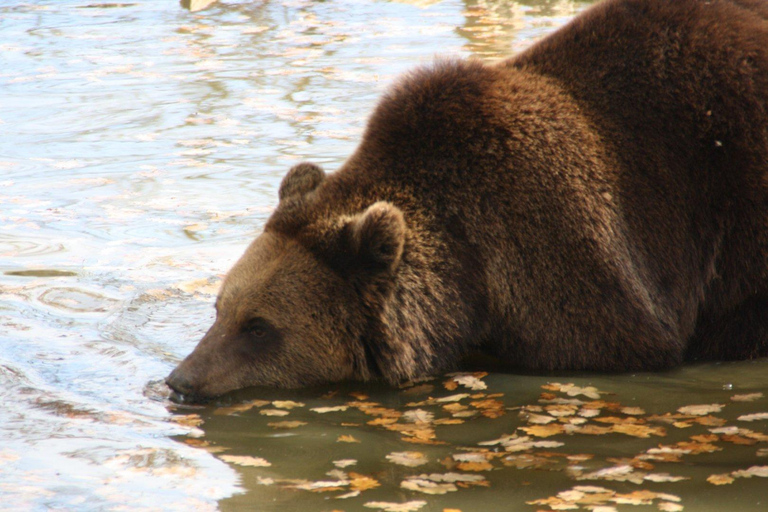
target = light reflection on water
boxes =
[2,0,767,510]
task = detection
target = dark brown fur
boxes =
[167,0,768,400]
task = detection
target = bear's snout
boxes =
[165,367,198,400]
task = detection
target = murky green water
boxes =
[2,0,767,510]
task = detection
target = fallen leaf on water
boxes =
[731,392,763,402]
[267,421,307,429]
[171,414,203,427]
[434,418,465,425]
[296,480,347,492]
[610,423,666,438]
[544,404,579,417]
[401,478,457,495]
[311,405,349,413]
[215,399,270,415]
[531,485,682,511]
[401,473,487,495]
[220,455,271,467]
[470,398,506,418]
[456,461,493,472]
[349,391,369,401]
[542,382,602,399]
[575,424,613,435]
[368,417,398,426]
[732,465,768,478]
[707,473,735,485]
[260,409,289,417]
[677,404,724,416]
[420,472,488,483]
[447,372,488,391]
[272,400,305,409]
[657,503,684,512]
[183,438,227,453]
[337,435,361,443]
[643,473,688,483]
[520,424,565,438]
[349,472,380,492]
[620,407,646,415]
[363,501,427,512]
[737,412,768,422]
[333,459,357,468]
[386,451,429,467]
[721,434,758,445]
[435,393,471,403]
[403,409,434,424]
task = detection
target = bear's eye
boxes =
[243,318,271,339]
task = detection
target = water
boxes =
[1,0,767,510]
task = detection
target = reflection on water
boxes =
[2,0,767,510]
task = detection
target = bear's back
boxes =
[512,0,768,188]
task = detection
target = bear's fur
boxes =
[167,0,768,399]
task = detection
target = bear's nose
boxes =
[166,368,195,397]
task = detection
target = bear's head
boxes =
[165,163,409,400]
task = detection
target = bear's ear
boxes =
[349,202,406,273]
[278,162,325,202]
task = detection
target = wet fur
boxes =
[168,0,768,398]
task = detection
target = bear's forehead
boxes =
[215,231,330,321]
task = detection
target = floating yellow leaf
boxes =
[732,465,768,478]
[544,404,579,417]
[520,424,565,438]
[400,478,456,495]
[738,412,768,422]
[337,435,361,443]
[707,473,735,485]
[677,404,724,416]
[402,409,434,424]
[434,418,465,425]
[525,413,557,424]
[542,382,602,399]
[447,372,488,391]
[435,393,471,403]
[272,400,305,409]
[364,501,427,512]
[220,455,271,467]
[267,421,307,429]
[386,451,429,467]
[349,472,381,492]
[731,392,763,402]
[456,461,493,472]
[311,405,349,413]
[368,417,398,426]
[260,409,289,417]
[171,414,203,427]
[610,423,666,438]
[215,399,270,415]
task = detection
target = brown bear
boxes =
[166,0,768,400]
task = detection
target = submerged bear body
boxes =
[167,0,768,399]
